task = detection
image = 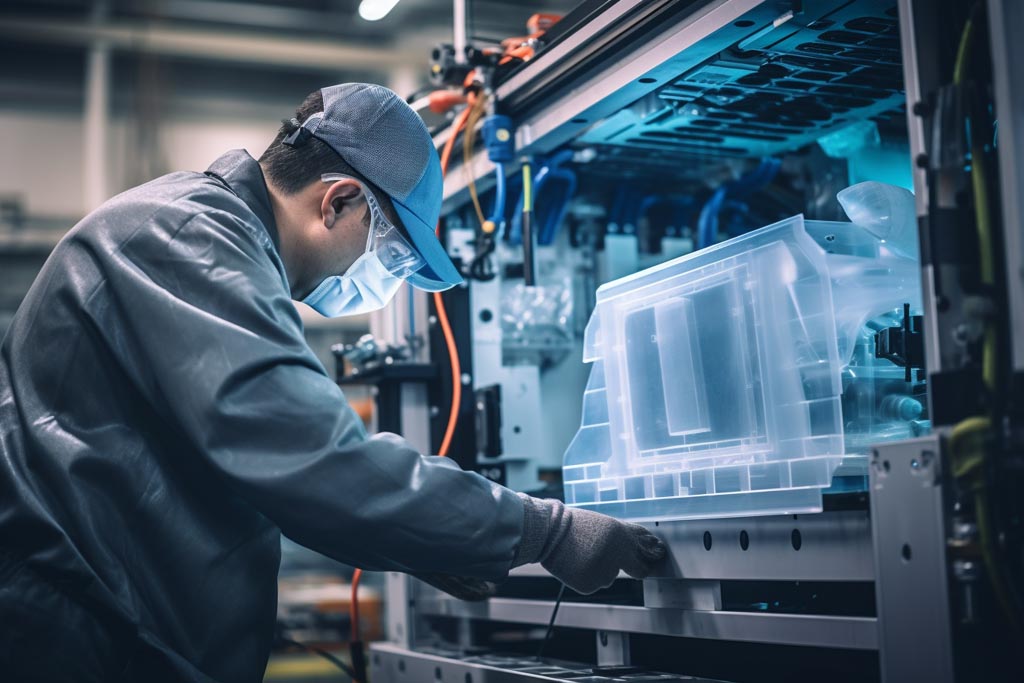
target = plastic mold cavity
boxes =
[563,212,921,521]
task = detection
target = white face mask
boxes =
[301,174,424,317]
[302,251,403,317]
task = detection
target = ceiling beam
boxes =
[0,15,410,72]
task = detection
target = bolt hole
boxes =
[883,460,891,472]
[703,531,713,550]
[435,666,443,680]
[374,655,381,666]
[740,530,750,551]
[654,521,659,526]
[513,425,521,434]
[571,118,587,124]
[399,660,406,672]
[465,674,474,683]
[479,308,493,323]
[639,77,656,84]
[791,529,802,551]
[902,543,912,562]
[734,19,755,27]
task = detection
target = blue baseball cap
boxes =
[291,83,463,292]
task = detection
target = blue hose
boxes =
[696,158,780,249]
[491,162,507,226]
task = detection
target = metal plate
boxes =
[648,510,874,582]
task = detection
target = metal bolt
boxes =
[953,324,971,344]
[429,406,440,418]
[461,373,472,385]
[915,153,929,169]
[953,559,979,581]
[952,521,978,540]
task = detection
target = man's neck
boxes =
[261,168,305,295]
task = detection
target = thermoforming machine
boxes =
[340,1,1024,681]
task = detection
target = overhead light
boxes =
[358,0,401,21]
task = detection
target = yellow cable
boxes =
[953,17,975,86]
[953,9,997,392]
[949,415,1024,637]
[522,162,533,212]
[462,93,488,228]
[944,6,1021,641]
[972,139,997,391]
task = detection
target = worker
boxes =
[0,83,665,682]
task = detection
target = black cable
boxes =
[277,636,358,681]
[536,583,567,661]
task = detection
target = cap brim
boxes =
[393,201,464,292]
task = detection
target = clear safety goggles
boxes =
[321,174,426,280]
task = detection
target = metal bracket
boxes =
[385,572,415,649]
[595,631,631,667]
[870,435,955,683]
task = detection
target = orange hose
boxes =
[349,104,473,671]
[350,567,362,637]
[433,292,462,457]
[434,102,472,458]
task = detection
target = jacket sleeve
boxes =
[90,205,525,579]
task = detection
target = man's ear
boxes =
[320,179,362,229]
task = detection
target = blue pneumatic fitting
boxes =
[482,114,515,163]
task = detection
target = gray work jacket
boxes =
[0,149,523,682]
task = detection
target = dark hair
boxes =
[259,90,400,227]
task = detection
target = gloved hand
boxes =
[412,572,498,601]
[514,493,666,594]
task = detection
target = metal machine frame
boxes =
[367,1,1023,680]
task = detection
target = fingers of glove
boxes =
[635,529,668,562]
[554,563,619,596]
[617,526,667,579]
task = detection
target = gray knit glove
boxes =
[514,493,666,594]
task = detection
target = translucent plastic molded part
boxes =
[564,215,847,522]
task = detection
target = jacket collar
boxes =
[205,149,280,251]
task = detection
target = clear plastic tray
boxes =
[562,213,921,521]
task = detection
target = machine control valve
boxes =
[482,114,515,164]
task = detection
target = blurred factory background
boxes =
[0,0,572,347]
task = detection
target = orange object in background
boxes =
[526,12,562,34]
[348,396,374,426]
[500,12,563,65]
[278,575,383,644]
[428,89,468,114]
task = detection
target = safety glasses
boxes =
[321,174,426,279]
